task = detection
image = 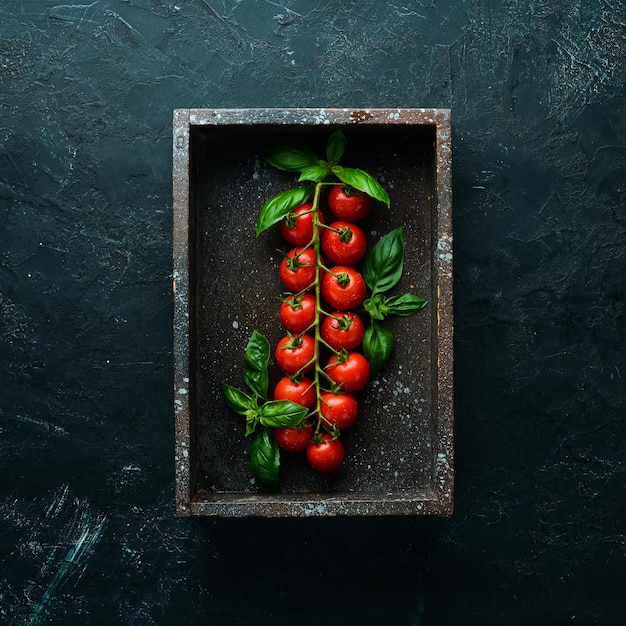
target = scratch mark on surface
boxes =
[198,0,277,54]
[8,412,70,438]
[49,2,99,29]
[1,485,108,625]
[45,484,70,518]
[27,515,107,625]
[101,9,171,63]
[546,1,625,116]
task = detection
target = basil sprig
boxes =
[362,228,429,374]
[222,330,307,489]
[256,130,389,237]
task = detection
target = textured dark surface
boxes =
[1,1,624,624]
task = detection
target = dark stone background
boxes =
[1,1,624,624]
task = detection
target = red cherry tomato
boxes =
[275,334,315,374]
[306,433,345,472]
[328,185,373,221]
[320,392,358,430]
[326,351,370,393]
[321,311,365,351]
[279,203,324,246]
[275,423,313,452]
[321,265,366,311]
[273,375,316,409]
[321,221,367,265]
[279,247,316,292]
[279,293,316,333]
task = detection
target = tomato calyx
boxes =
[287,371,305,384]
[310,427,340,445]
[327,347,349,364]
[334,271,352,287]
[331,313,354,331]
[283,249,314,272]
[338,184,359,198]
[281,292,304,309]
[282,206,311,229]
[282,333,303,350]
[337,225,354,243]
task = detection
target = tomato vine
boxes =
[223,130,428,490]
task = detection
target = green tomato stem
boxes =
[311,182,325,435]
[292,181,346,437]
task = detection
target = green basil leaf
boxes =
[256,186,313,236]
[249,425,280,490]
[259,400,308,429]
[326,130,346,164]
[245,413,258,437]
[385,293,429,316]
[362,322,395,376]
[243,330,270,399]
[298,163,329,183]
[363,227,405,296]
[363,295,386,321]
[332,166,390,206]
[221,382,255,416]
[266,143,319,172]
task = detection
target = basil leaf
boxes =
[256,186,313,236]
[363,295,386,321]
[221,382,255,416]
[364,293,428,321]
[385,293,429,316]
[332,166,390,206]
[362,322,395,376]
[363,227,405,296]
[266,143,319,172]
[298,163,329,183]
[259,400,308,429]
[245,413,258,437]
[249,425,280,490]
[243,330,270,399]
[326,130,346,164]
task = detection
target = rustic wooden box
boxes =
[173,108,453,517]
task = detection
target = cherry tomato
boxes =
[275,423,313,452]
[321,311,365,351]
[275,333,315,374]
[321,221,367,265]
[306,433,345,472]
[279,293,316,333]
[328,185,373,221]
[320,392,358,430]
[321,265,366,311]
[273,375,315,409]
[278,203,324,246]
[279,247,316,292]
[326,351,370,393]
